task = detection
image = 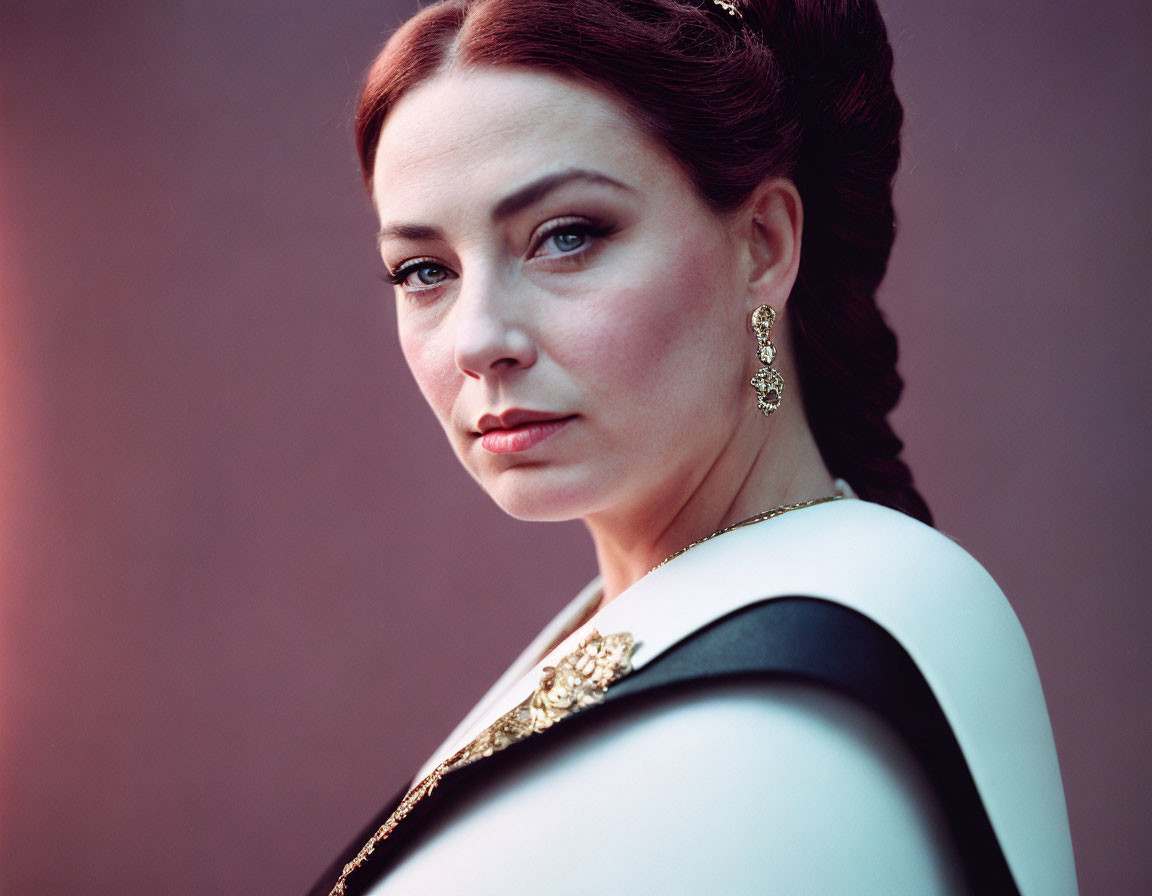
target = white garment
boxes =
[370,497,1078,895]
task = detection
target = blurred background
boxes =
[1,0,1148,892]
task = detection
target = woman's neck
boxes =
[582,404,835,606]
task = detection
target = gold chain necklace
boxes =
[648,493,844,574]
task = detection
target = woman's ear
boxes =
[737,177,803,317]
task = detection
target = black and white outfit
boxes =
[309,494,1077,896]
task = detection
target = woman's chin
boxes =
[481,469,604,522]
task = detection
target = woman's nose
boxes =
[452,282,538,379]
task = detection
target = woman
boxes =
[310,0,1077,893]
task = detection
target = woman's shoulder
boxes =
[725,495,1013,623]
[630,497,1033,710]
[582,497,1077,895]
[609,497,1032,725]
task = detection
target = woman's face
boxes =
[372,67,755,523]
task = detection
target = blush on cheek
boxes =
[399,330,457,421]
[570,239,741,460]
[601,254,722,385]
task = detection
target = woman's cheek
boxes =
[559,288,657,399]
[596,261,707,386]
[399,325,456,421]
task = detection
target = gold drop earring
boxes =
[750,304,785,416]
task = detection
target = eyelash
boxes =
[383,218,614,291]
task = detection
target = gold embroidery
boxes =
[328,629,637,896]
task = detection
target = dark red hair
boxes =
[354,0,933,525]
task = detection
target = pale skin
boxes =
[372,66,836,605]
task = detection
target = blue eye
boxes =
[411,264,449,285]
[387,260,452,289]
[550,230,587,252]
[534,220,613,258]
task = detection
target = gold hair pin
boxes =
[712,0,742,18]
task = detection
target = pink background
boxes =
[1,1,1148,892]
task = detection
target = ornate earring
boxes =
[749,304,785,416]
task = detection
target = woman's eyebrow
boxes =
[489,167,633,221]
[376,167,633,248]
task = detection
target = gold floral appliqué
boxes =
[328,629,637,896]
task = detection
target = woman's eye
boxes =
[410,264,449,285]
[388,261,453,290]
[533,220,613,259]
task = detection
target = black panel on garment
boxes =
[604,597,1020,895]
[304,596,1020,896]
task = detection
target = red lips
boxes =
[475,410,576,454]
[476,409,573,435]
